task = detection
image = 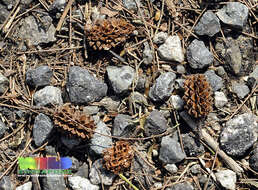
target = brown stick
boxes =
[56,0,75,31]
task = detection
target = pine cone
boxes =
[103,141,134,174]
[53,103,95,139]
[85,18,135,50]
[183,74,213,118]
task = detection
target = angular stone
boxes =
[68,176,99,190]
[0,176,14,190]
[153,32,168,44]
[214,91,228,108]
[182,133,205,157]
[112,114,133,137]
[232,82,250,99]
[16,182,32,190]
[215,170,236,190]
[0,72,9,94]
[164,164,178,174]
[144,110,167,136]
[166,182,194,190]
[26,66,52,87]
[98,97,120,112]
[41,176,66,190]
[0,120,7,138]
[205,70,224,92]
[33,86,63,106]
[83,106,99,115]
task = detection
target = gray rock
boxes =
[49,0,66,11]
[83,106,99,115]
[232,82,250,99]
[0,176,14,190]
[135,75,146,92]
[33,113,53,147]
[90,121,112,155]
[205,70,224,91]
[129,91,148,108]
[41,176,66,190]
[176,65,185,74]
[170,95,184,110]
[215,170,236,190]
[68,176,99,190]
[0,4,10,24]
[159,136,186,164]
[144,110,167,136]
[61,136,81,149]
[195,10,221,37]
[216,2,248,29]
[166,182,194,190]
[143,42,153,64]
[66,66,107,104]
[153,32,168,44]
[216,66,226,77]
[199,175,214,189]
[14,15,56,46]
[98,97,120,112]
[112,114,133,137]
[106,66,135,94]
[33,86,63,106]
[182,134,205,157]
[190,164,202,175]
[26,66,52,87]
[0,120,7,138]
[249,65,258,82]
[187,39,213,69]
[158,35,184,62]
[174,79,185,92]
[75,163,89,178]
[249,144,258,172]
[225,40,242,75]
[164,164,178,174]
[214,91,228,108]
[123,0,137,11]
[16,182,32,190]
[0,72,9,94]
[89,159,116,185]
[45,145,57,156]
[149,72,176,102]
[220,113,257,157]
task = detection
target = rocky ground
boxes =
[0,0,257,190]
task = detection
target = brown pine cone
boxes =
[53,103,95,139]
[85,18,135,50]
[183,74,213,118]
[103,141,134,174]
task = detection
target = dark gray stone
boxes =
[149,72,176,102]
[199,175,214,189]
[26,66,52,87]
[106,66,135,94]
[144,110,167,136]
[220,113,257,157]
[33,86,63,106]
[232,82,250,99]
[14,15,56,46]
[66,66,107,104]
[89,159,116,185]
[0,72,9,94]
[41,176,66,190]
[33,113,53,147]
[90,121,112,155]
[159,136,186,164]
[249,144,258,172]
[182,134,205,157]
[205,70,224,91]
[0,4,9,24]
[166,182,194,190]
[0,120,7,138]
[195,11,221,37]
[170,95,184,110]
[216,2,248,29]
[60,135,81,149]
[135,75,146,92]
[0,176,14,190]
[187,39,213,69]
[112,114,133,137]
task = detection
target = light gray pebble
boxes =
[205,70,224,92]
[176,65,185,74]
[123,0,137,11]
[16,182,32,190]
[0,72,9,94]
[215,170,236,190]
[232,81,250,99]
[214,91,228,108]
[225,40,242,75]
[33,86,63,106]
[0,176,14,190]
[170,95,184,110]
[216,66,226,77]
[26,66,52,87]
[144,110,167,136]
[249,65,258,82]
[83,106,99,115]
[68,176,99,190]
[98,97,120,112]
[166,182,194,190]
[153,32,168,44]
[164,164,178,174]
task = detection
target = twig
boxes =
[119,173,139,190]
[17,46,83,54]
[56,0,75,31]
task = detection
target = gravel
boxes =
[0,72,9,94]
[153,32,168,44]
[232,81,250,99]
[16,182,32,190]
[106,66,135,94]
[68,176,99,190]
[149,72,176,102]
[169,95,184,110]
[214,91,228,108]
[194,10,221,37]
[33,113,53,147]
[25,66,52,87]
[83,106,99,115]
[97,97,120,112]
[182,133,205,157]
[66,66,107,104]
[204,70,224,92]
[159,136,186,164]
[112,114,133,137]
[0,176,14,190]
[225,39,242,75]
[41,176,66,190]
[164,164,178,174]
[216,2,249,29]
[220,113,257,157]
[166,182,194,190]
[249,144,258,172]
[33,86,63,106]
[187,39,213,69]
[215,170,236,190]
[143,42,153,65]
[158,35,184,62]
[0,120,7,138]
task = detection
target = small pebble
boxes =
[170,95,184,110]
[215,170,236,190]
[83,106,99,115]
[153,32,168,44]
[176,65,186,74]
[0,73,9,94]
[33,86,63,106]
[68,176,99,190]
[0,120,7,138]
[26,66,52,87]
[205,70,224,92]
[232,81,250,99]
[214,91,228,108]
[112,114,133,137]
[164,164,178,174]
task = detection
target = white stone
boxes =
[153,32,168,44]
[170,95,184,110]
[33,86,63,106]
[215,91,228,108]
[215,169,236,190]
[68,176,99,190]
[164,164,178,174]
[16,182,32,190]
[158,35,184,62]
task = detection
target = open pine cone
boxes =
[103,141,134,174]
[183,74,213,118]
[53,103,95,139]
[85,17,135,50]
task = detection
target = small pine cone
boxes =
[85,18,135,50]
[103,141,134,174]
[183,74,213,118]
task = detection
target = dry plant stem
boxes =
[3,6,20,33]
[17,46,83,54]
[0,138,32,180]
[56,0,75,31]
[119,173,139,190]
[200,129,244,175]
